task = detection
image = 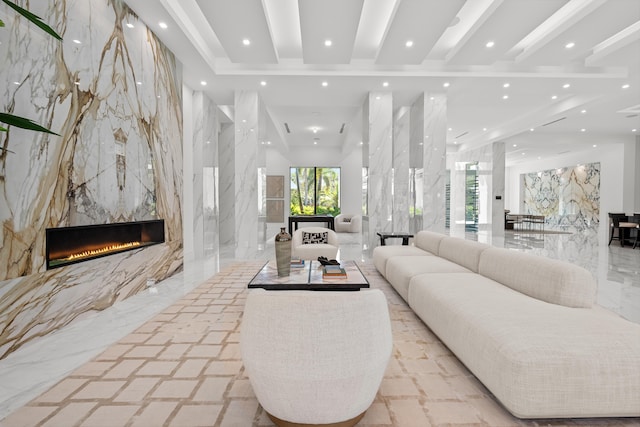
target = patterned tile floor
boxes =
[2,260,639,427]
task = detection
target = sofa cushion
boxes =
[385,256,469,302]
[372,245,429,278]
[437,237,491,273]
[478,247,596,308]
[414,231,446,255]
[408,273,640,418]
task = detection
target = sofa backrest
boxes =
[414,231,446,255]
[437,237,491,273]
[478,247,596,308]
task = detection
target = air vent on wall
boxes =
[339,123,345,134]
[284,123,290,133]
[542,117,566,127]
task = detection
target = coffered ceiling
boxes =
[123,0,640,165]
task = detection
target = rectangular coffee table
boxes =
[248,260,369,291]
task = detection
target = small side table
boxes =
[377,232,413,246]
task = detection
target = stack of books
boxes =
[322,264,347,278]
[290,257,305,268]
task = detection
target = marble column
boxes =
[218,123,235,248]
[410,93,447,234]
[393,107,410,233]
[492,142,506,236]
[362,92,393,252]
[623,136,640,213]
[232,91,266,256]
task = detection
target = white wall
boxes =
[182,85,194,260]
[506,137,626,239]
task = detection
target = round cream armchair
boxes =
[291,226,339,260]
[335,214,362,233]
[241,289,392,427]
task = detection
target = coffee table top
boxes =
[248,260,369,291]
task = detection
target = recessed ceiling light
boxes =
[312,127,318,133]
[530,128,534,132]
[375,96,380,100]
[313,141,318,145]
[200,81,207,86]
[382,81,389,87]
[443,82,450,88]
[448,127,453,131]
[632,129,637,132]
[267,141,271,145]
[405,40,414,48]
[551,95,558,100]
[260,81,267,86]
[482,127,487,131]
[126,23,134,29]
[503,83,510,88]
[159,22,168,29]
[485,41,495,48]
[430,96,435,100]
[502,95,509,100]
[562,83,571,89]
[581,109,587,114]
[622,83,630,89]
[522,152,525,156]
[565,42,575,49]
[513,144,517,147]
[593,144,597,148]
[321,81,328,87]
[242,38,251,46]
[324,39,332,47]
[72,39,81,44]
[581,128,586,132]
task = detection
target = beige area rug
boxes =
[3,261,639,427]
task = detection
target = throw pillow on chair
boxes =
[302,231,328,244]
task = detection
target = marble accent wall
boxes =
[521,162,600,231]
[362,93,393,251]
[0,0,183,359]
[492,142,506,236]
[233,91,266,256]
[410,93,447,234]
[192,92,219,258]
[393,107,410,233]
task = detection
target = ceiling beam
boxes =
[585,21,640,66]
[511,0,607,63]
[444,0,504,63]
[160,0,222,73]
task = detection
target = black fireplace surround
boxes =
[45,220,165,270]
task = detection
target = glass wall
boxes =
[290,167,341,216]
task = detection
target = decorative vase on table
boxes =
[275,227,292,277]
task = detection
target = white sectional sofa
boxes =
[373,230,640,419]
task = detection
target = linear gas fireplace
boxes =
[46,220,165,270]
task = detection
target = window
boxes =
[290,167,340,216]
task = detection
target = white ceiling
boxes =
[123,0,640,165]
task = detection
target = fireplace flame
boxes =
[64,241,142,261]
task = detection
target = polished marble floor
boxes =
[0,226,638,425]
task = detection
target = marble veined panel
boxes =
[0,0,183,279]
[422,94,447,234]
[0,0,183,359]
[522,163,600,231]
[0,241,182,359]
[393,108,410,233]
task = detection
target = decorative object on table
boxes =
[317,256,340,266]
[322,264,347,278]
[274,227,292,277]
[290,257,305,268]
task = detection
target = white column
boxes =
[623,136,640,213]
[410,93,447,234]
[218,123,235,247]
[492,141,506,236]
[362,92,393,251]
[393,107,410,233]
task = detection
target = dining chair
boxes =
[608,213,630,246]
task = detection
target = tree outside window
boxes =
[290,167,340,216]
